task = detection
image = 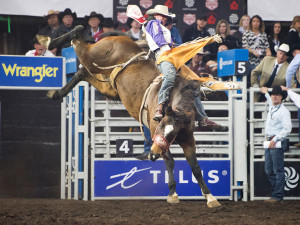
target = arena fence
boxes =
[249,87,300,200]
[61,78,248,201]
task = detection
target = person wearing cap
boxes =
[38,10,60,37]
[182,15,210,43]
[144,5,223,131]
[51,8,77,55]
[125,17,143,41]
[189,48,206,75]
[25,35,54,57]
[260,86,291,203]
[251,43,292,102]
[285,43,300,88]
[83,12,104,43]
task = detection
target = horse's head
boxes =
[149,115,180,161]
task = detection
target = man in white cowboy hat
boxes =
[25,35,54,57]
[144,5,224,130]
[251,43,293,101]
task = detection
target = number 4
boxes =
[119,140,130,154]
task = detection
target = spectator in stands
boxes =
[125,17,143,41]
[38,10,60,37]
[182,16,210,43]
[165,16,182,45]
[233,15,250,48]
[285,16,300,53]
[83,12,104,43]
[268,22,284,57]
[285,44,300,88]
[51,8,77,55]
[260,85,291,203]
[25,35,54,57]
[102,18,116,33]
[210,19,238,60]
[251,43,291,102]
[189,48,207,75]
[205,44,229,77]
[284,44,300,147]
[242,15,271,70]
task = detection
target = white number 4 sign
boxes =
[116,139,133,157]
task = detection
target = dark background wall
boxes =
[0,90,61,198]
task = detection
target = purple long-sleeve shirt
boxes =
[146,20,172,49]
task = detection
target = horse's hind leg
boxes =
[47,67,87,100]
[164,150,179,204]
[178,135,221,208]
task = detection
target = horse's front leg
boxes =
[163,150,179,204]
[178,134,221,208]
[46,67,87,100]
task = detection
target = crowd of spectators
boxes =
[26,8,300,98]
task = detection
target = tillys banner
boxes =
[113,0,246,35]
[254,161,300,197]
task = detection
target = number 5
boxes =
[237,62,246,74]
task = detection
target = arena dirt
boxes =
[1,199,300,225]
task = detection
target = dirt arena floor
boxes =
[1,199,300,225]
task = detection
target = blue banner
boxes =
[0,56,64,89]
[217,49,249,77]
[94,160,231,197]
[62,47,77,74]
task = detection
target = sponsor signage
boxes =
[254,161,300,197]
[94,160,231,198]
[0,55,64,89]
[217,49,249,77]
[61,47,77,74]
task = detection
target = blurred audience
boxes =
[286,44,300,88]
[210,19,237,60]
[268,22,284,56]
[189,48,207,75]
[25,35,54,57]
[38,10,60,37]
[242,15,271,70]
[285,16,300,52]
[205,44,229,77]
[83,11,104,43]
[51,8,77,55]
[233,15,250,48]
[125,17,143,41]
[165,16,182,45]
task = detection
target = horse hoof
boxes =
[47,90,59,100]
[167,194,180,204]
[207,200,221,208]
[46,90,56,99]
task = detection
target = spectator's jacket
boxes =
[82,26,103,43]
[182,25,210,43]
[285,28,300,50]
[251,56,291,87]
[125,29,143,41]
[51,24,76,54]
[38,25,57,37]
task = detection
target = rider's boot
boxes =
[198,117,228,131]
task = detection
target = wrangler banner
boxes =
[0,56,65,90]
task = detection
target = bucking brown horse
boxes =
[47,25,221,208]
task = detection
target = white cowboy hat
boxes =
[146,5,173,17]
[274,43,290,53]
